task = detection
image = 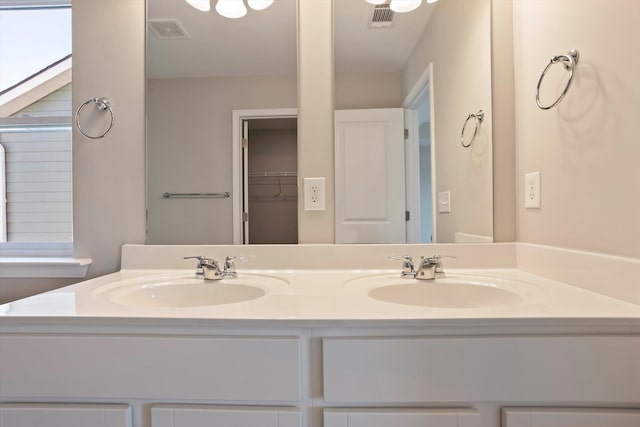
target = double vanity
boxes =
[1,244,639,427]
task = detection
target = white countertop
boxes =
[1,268,639,333]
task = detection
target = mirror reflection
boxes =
[334,0,493,244]
[146,0,493,245]
[146,0,297,244]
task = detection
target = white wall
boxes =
[403,0,493,243]
[297,0,334,243]
[72,0,146,275]
[335,71,403,110]
[513,0,640,259]
[146,75,296,244]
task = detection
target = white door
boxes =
[334,108,405,244]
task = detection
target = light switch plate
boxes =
[438,191,451,213]
[525,171,541,208]
[304,177,325,211]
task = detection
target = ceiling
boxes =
[147,0,435,79]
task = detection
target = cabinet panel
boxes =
[0,335,301,402]
[0,404,131,427]
[152,405,301,427]
[323,336,640,403]
[324,408,480,427]
[502,408,640,427]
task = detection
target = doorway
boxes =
[403,63,436,243]
[232,109,298,244]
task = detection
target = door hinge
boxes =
[405,210,410,221]
[242,138,248,148]
[404,128,409,140]
[242,212,249,222]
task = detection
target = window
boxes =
[0,1,75,263]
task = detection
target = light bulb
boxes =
[389,0,422,13]
[247,0,274,10]
[426,0,438,3]
[216,0,247,18]
[365,0,388,5]
[185,0,210,12]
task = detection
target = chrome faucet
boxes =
[221,256,248,279]
[388,255,417,278]
[415,255,456,280]
[389,254,456,280]
[184,256,222,280]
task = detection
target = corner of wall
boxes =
[490,0,516,243]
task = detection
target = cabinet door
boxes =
[324,408,480,427]
[152,405,301,427]
[0,404,131,427]
[503,408,640,427]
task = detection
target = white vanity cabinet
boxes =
[151,405,301,427]
[0,404,132,427]
[1,327,639,427]
[324,408,480,427]
[322,336,640,403]
[0,334,301,402]
[502,408,640,427]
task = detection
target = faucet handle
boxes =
[425,254,457,264]
[422,255,456,278]
[221,256,248,279]
[184,255,218,265]
[388,255,416,278]
[184,255,208,266]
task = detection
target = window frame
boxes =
[0,0,89,278]
[0,118,89,278]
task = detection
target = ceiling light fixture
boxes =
[215,0,247,18]
[186,0,275,18]
[389,0,422,13]
[247,0,274,10]
[365,0,438,12]
[185,0,210,12]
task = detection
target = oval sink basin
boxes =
[345,274,546,309]
[93,274,288,308]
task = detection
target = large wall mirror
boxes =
[146,0,297,244]
[146,0,493,245]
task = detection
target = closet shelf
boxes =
[248,171,297,177]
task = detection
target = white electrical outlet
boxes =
[525,171,541,209]
[438,191,451,213]
[304,177,325,211]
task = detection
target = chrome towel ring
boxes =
[75,97,115,139]
[460,110,484,148]
[536,48,579,110]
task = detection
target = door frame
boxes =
[231,108,297,244]
[402,62,437,243]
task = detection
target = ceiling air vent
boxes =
[369,3,395,28]
[149,19,190,39]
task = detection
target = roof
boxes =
[0,54,72,118]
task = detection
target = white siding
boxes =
[1,84,72,242]
[12,83,72,117]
